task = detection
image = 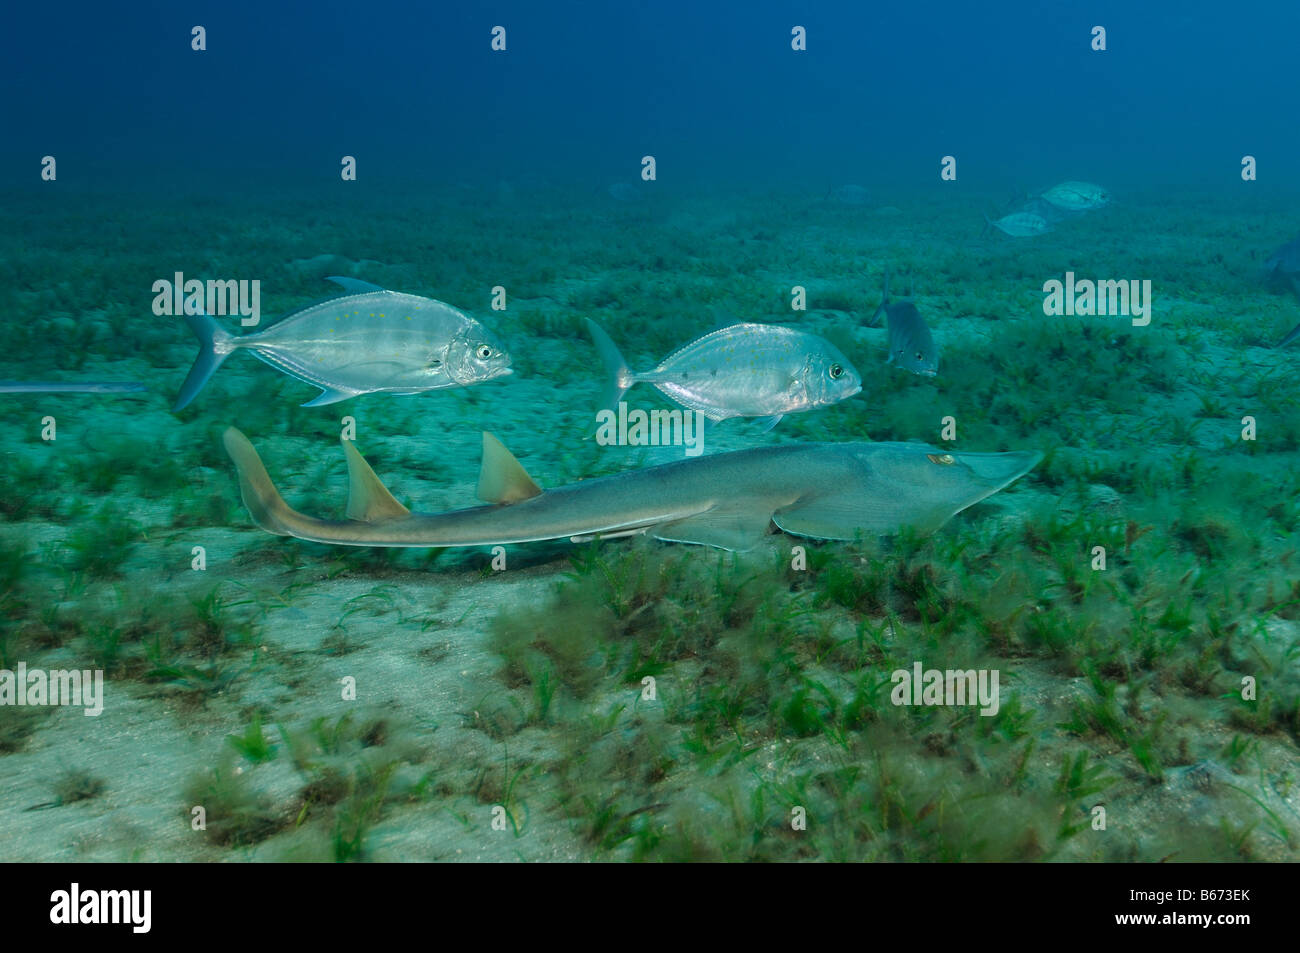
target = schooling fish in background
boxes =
[223,427,1042,553]
[984,211,1051,238]
[872,273,938,377]
[1018,196,1077,225]
[0,382,146,394]
[825,184,870,206]
[1263,235,1300,347]
[1264,235,1300,291]
[1038,181,1110,212]
[585,318,861,430]
[173,277,512,411]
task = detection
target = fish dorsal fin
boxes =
[325,276,388,294]
[341,439,410,522]
[477,433,543,504]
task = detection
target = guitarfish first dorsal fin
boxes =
[341,439,411,522]
[477,433,543,504]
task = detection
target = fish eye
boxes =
[829,363,844,380]
[476,345,494,360]
[926,453,955,466]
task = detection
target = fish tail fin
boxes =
[222,428,297,536]
[1277,320,1300,349]
[174,310,238,411]
[585,318,636,412]
[980,213,994,240]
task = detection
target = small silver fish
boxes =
[0,381,146,394]
[826,184,870,206]
[586,319,861,429]
[872,274,938,377]
[607,183,643,203]
[174,277,511,410]
[1039,181,1110,211]
[1019,196,1076,224]
[986,211,1051,237]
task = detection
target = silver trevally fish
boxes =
[223,428,1042,553]
[585,319,862,430]
[872,274,938,377]
[986,211,1051,238]
[174,277,512,410]
[1039,181,1110,211]
[1019,196,1076,224]
[0,381,146,394]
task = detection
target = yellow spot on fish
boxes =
[926,453,955,465]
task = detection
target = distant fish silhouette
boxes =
[0,381,146,394]
[607,183,643,203]
[826,184,870,206]
[984,211,1051,238]
[1039,181,1110,212]
[872,273,938,377]
[1265,236,1300,286]
[1264,236,1300,346]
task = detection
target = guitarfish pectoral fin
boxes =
[651,506,774,552]
[773,446,1043,539]
[773,494,902,540]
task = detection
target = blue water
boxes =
[8,0,1298,190]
